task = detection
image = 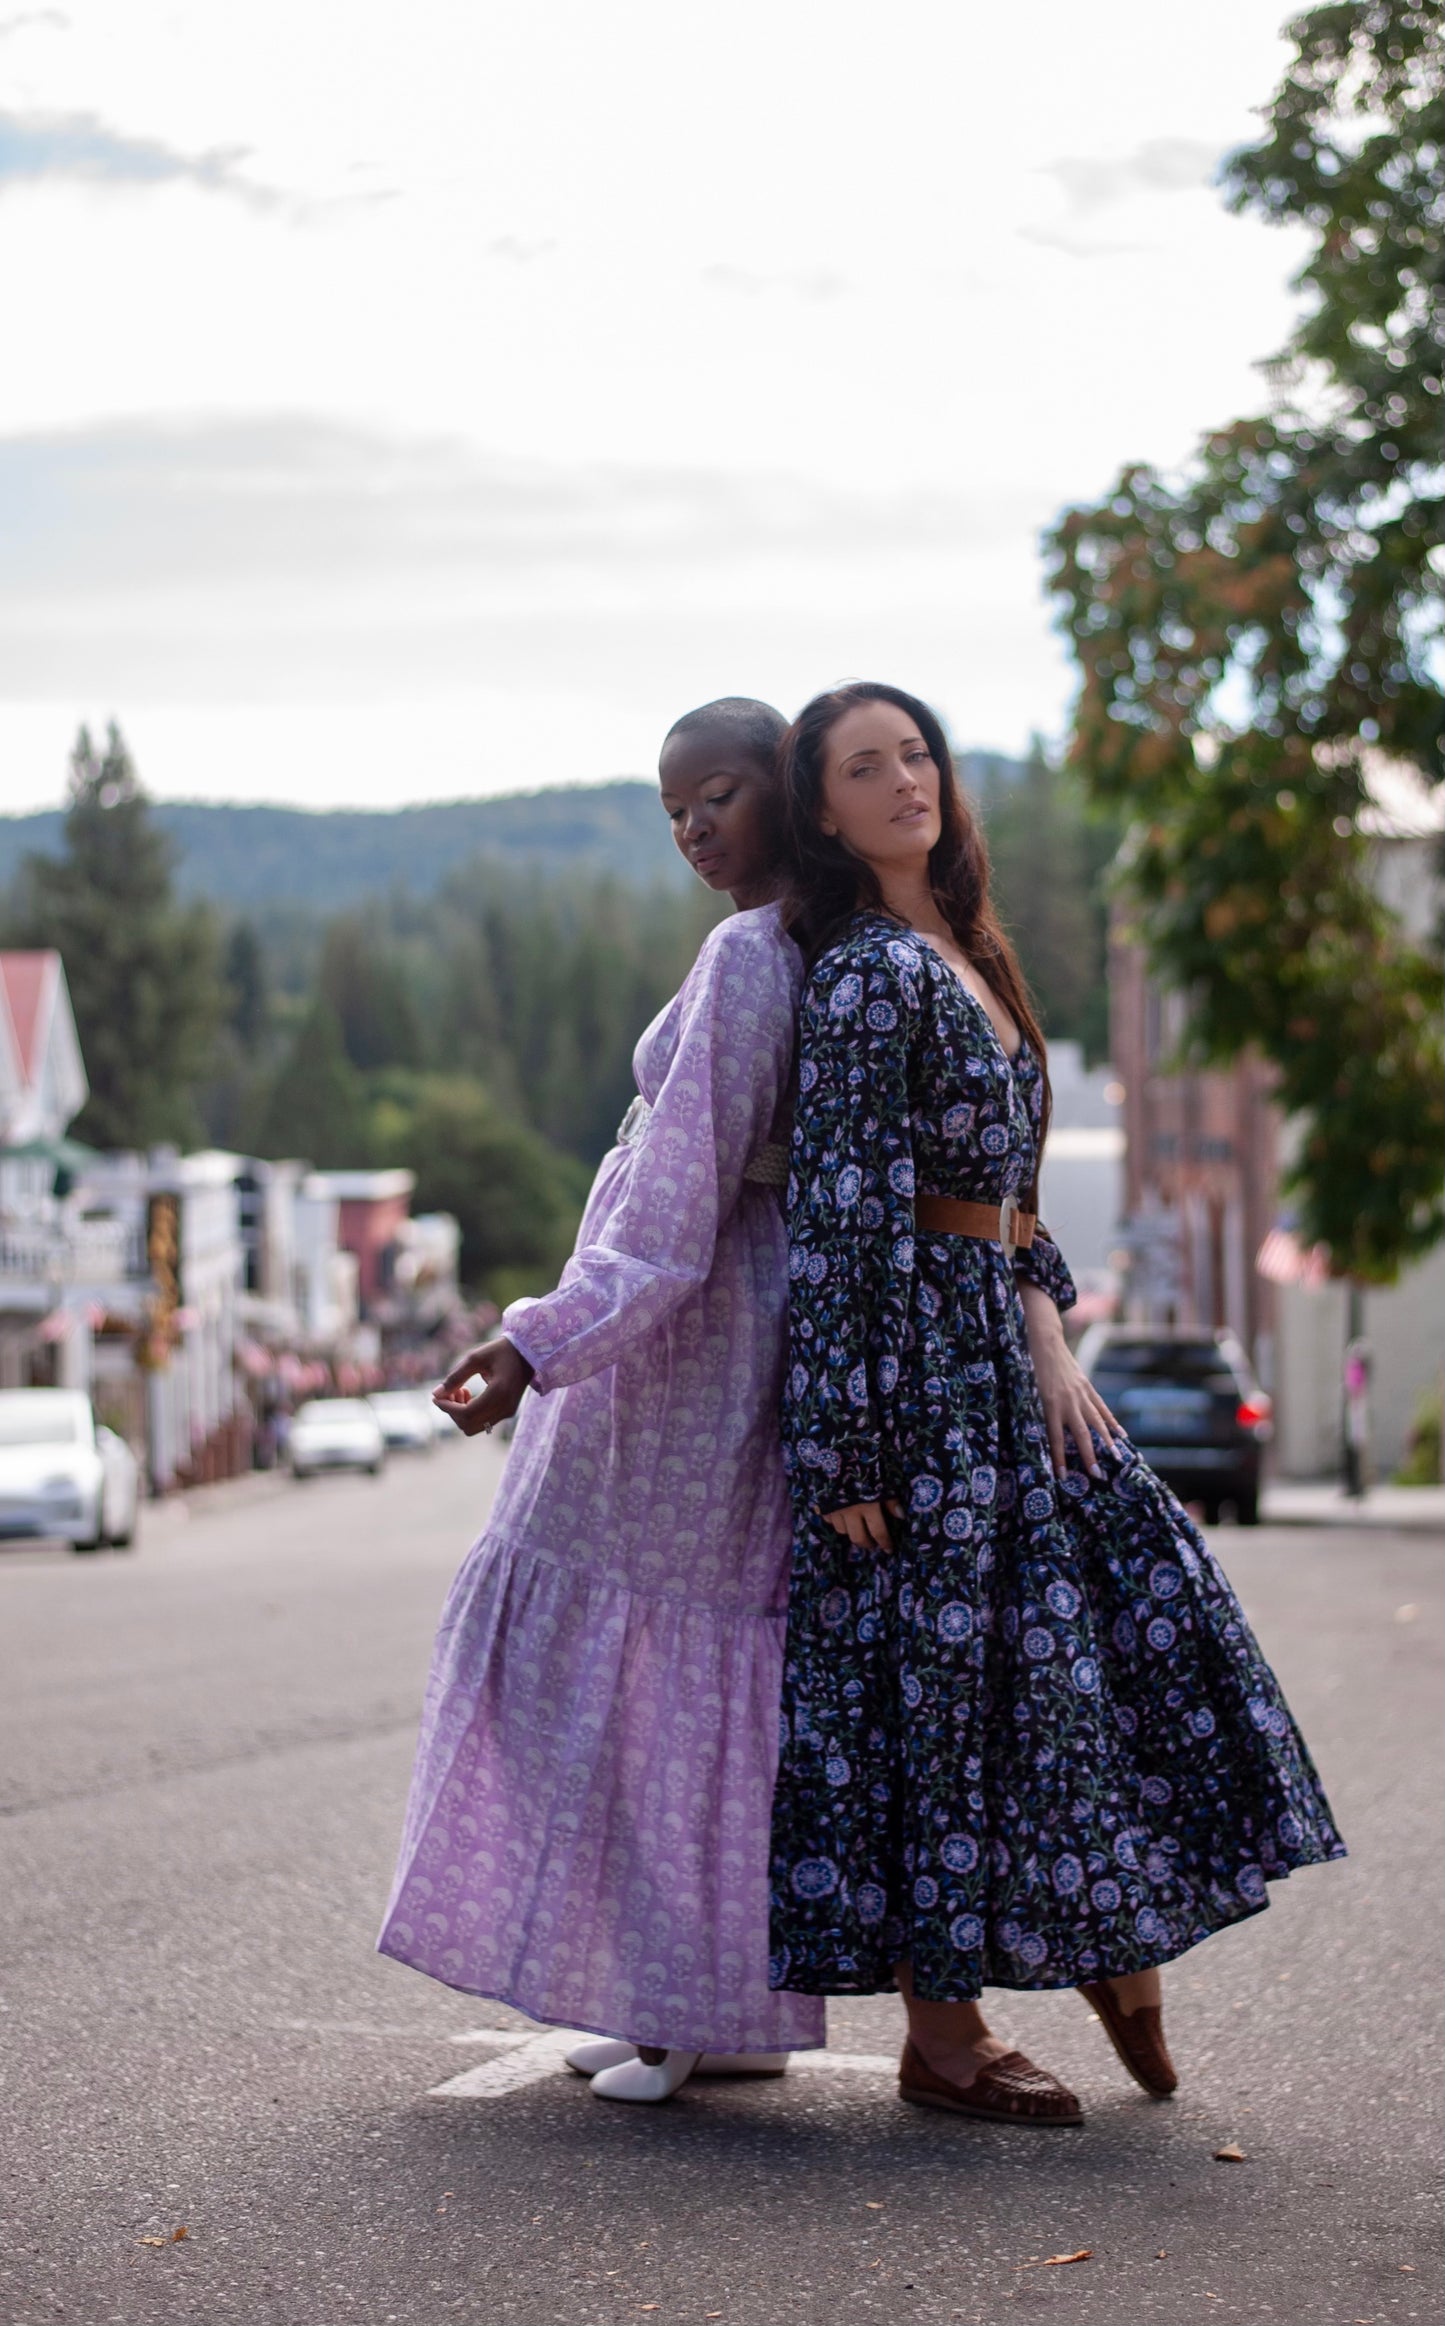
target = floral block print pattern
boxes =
[380,906,825,2054]
[769,917,1345,2004]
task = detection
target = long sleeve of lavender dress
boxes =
[378,906,826,2057]
[503,918,789,1393]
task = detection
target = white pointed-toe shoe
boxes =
[565,2037,636,2076]
[589,2049,702,2103]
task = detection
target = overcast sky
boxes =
[0,0,1310,811]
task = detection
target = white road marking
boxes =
[448,2026,540,2048]
[791,2052,898,2076]
[276,2019,507,2040]
[428,2041,898,2100]
[430,2030,579,2097]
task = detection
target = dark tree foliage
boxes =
[972,747,1120,1061]
[422,863,725,1164]
[253,997,368,1168]
[317,913,424,1072]
[374,1076,590,1297]
[222,922,269,1051]
[9,724,221,1150]
[1045,0,1443,1281]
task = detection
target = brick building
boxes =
[1108,934,1280,1375]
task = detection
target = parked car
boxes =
[1074,1324,1273,1525]
[368,1389,436,1454]
[0,1388,141,1554]
[289,1398,386,1480]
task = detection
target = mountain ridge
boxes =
[0,755,1027,913]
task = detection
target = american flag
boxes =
[1256,1226,1332,1289]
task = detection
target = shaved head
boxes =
[663,695,787,772]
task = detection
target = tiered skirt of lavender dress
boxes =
[378,907,826,2054]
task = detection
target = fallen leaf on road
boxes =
[865,2201,884,2209]
[138,2239,168,2249]
[172,2228,189,2242]
[1213,2144,1247,2161]
[1019,2250,1092,2268]
[1155,2250,1168,2259]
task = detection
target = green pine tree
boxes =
[254,997,368,1167]
[223,922,269,1052]
[13,723,221,1150]
[317,913,425,1071]
[975,745,1119,1059]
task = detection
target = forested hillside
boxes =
[2,728,1116,1296]
[0,784,693,907]
[0,752,1034,911]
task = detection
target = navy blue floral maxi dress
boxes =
[768,917,1344,2003]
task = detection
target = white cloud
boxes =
[0,107,280,206]
[1042,137,1224,213]
[0,0,1312,809]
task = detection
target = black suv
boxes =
[1075,1324,1273,1526]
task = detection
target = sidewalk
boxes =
[1262,1478,1445,1531]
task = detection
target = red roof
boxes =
[0,953,50,1083]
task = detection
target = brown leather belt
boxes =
[914,1192,1035,1256]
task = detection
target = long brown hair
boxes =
[778,680,1051,1168]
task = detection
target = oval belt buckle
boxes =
[997,1191,1019,1262]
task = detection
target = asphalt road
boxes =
[0,1443,1439,2326]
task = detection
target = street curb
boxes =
[1259,1487,1444,1534]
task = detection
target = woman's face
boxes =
[817,699,942,873]
[658,729,778,900]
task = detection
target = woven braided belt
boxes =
[914,1191,1036,1259]
[615,1096,788,1189]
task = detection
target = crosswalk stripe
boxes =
[430,2030,577,2097]
[428,2041,898,2100]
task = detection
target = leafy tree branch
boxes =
[1045,0,1443,1282]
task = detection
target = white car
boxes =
[289,1397,386,1479]
[368,1390,436,1454]
[425,1385,462,1442]
[0,1388,141,1555]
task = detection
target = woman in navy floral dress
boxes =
[768,683,1345,2126]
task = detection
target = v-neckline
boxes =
[916,937,1024,1066]
[854,913,1026,1066]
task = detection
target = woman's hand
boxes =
[824,1498,903,1550]
[1018,1283,1120,1478]
[432,1336,535,1437]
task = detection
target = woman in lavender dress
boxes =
[378,699,827,2101]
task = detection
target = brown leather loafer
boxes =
[898,2038,1083,2125]
[1078,1981,1178,2097]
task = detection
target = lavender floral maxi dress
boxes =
[379,906,826,2055]
[769,917,1344,2003]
